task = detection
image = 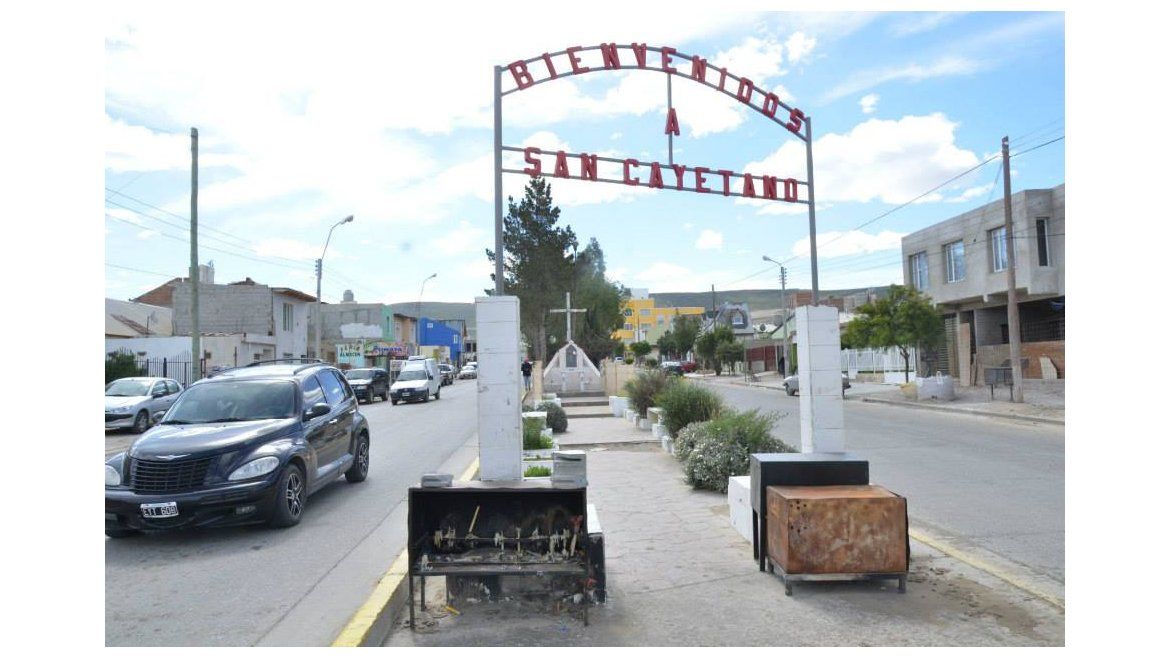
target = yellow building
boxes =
[613,295,706,344]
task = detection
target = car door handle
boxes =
[328,418,340,424]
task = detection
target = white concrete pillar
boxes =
[795,305,845,453]
[475,296,522,480]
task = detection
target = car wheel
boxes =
[345,433,370,483]
[381,389,390,402]
[435,387,440,400]
[366,390,375,404]
[391,399,399,405]
[269,463,306,528]
[132,410,150,433]
[785,384,796,397]
[105,524,141,539]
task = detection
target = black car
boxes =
[345,367,390,403]
[438,364,455,386]
[104,361,370,538]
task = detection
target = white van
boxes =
[390,357,441,404]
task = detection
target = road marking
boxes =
[331,456,480,647]
[909,527,1065,611]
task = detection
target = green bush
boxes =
[654,382,724,437]
[522,417,552,450]
[623,368,673,417]
[673,420,711,461]
[524,465,552,477]
[682,410,794,492]
[105,352,142,384]
[538,402,568,433]
[644,357,658,368]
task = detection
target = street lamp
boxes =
[415,273,437,355]
[762,255,790,377]
[315,214,354,361]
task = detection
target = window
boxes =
[656,315,665,326]
[302,375,326,410]
[909,251,928,289]
[166,381,181,395]
[316,370,348,405]
[1036,217,1051,266]
[945,240,965,283]
[151,382,167,397]
[624,323,633,331]
[640,323,651,330]
[623,308,633,317]
[990,226,1009,272]
[282,303,293,331]
[640,308,650,316]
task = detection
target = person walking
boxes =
[521,358,533,391]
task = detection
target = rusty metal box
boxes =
[766,485,908,575]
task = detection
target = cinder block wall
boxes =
[174,283,272,335]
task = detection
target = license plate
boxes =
[141,502,179,518]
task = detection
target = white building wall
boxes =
[273,293,311,358]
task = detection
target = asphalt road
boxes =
[699,379,1065,589]
[105,379,480,646]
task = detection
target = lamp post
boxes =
[315,215,354,361]
[762,255,790,377]
[415,273,437,356]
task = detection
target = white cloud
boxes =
[429,220,489,257]
[821,56,983,104]
[628,261,734,293]
[791,230,905,259]
[742,113,981,206]
[253,238,325,261]
[136,229,159,240]
[785,32,817,64]
[889,12,966,37]
[860,93,880,114]
[713,36,786,84]
[945,183,995,203]
[695,229,724,250]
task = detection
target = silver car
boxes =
[782,373,851,397]
[105,377,183,433]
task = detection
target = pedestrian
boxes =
[521,358,533,391]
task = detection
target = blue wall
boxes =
[418,317,463,363]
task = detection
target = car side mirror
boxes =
[304,402,331,421]
[152,391,166,399]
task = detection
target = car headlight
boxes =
[227,456,280,481]
[105,464,121,487]
[110,406,131,413]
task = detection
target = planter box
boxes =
[652,423,667,439]
[612,397,629,417]
[636,417,652,431]
[624,409,637,422]
[522,411,549,427]
[662,436,674,455]
[647,407,665,425]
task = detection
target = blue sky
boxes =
[103,8,1065,305]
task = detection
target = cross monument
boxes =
[548,291,586,345]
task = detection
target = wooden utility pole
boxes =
[189,127,200,381]
[1001,136,1024,402]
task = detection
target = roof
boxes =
[106,298,173,337]
[271,287,317,303]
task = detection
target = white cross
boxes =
[548,291,586,344]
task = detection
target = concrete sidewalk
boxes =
[705,371,1065,426]
[385,416,1063,647]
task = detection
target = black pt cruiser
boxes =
[104,361,370,538]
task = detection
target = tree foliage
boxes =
[695,325,736,375]
[630,341,652,363]
[841,284,945,382]
[486,177,627,365]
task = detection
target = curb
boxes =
[331,456,481,647]
[859,397,1064,426]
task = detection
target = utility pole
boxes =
[780,266,790,377]
[1001,136,1024,402]
[189,127,200,382]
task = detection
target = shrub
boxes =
[538,402,568,433]
[682,410,794,492]
[523,417,552,450]
[524,465,552,477]
[623,369,673,417]
[644,357,658,369]
[673,420,711,461]
[105,352,142,384]
[654,383,724,437]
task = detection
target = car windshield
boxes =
[106,380,151,396]
[398,369,427,381]
[345,369,375,380]
[162,380,297,424]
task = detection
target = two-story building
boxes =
[901,184,1064,384]
[318,291,418,368]
[613,288,706,344]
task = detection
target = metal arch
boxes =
[498,44,808,143]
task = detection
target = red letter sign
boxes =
[508,60,534,89]
[690,56,707,82]
[579,153,598,181]
[717,169,734,196]
[661,46,677,74]
[600,43,621,69]
[648,162,664,189]
[664,108,680,136]
[670,164,686,190]
[762,92,780,118]
[623,159,641,185]
[694,167,710,193]
[783,178,799,202]
[785,108,805,135]
[567,46,590,74]
[631,43,648,68]
[742,173,756,198]
[762,176,778,200]
[737,78,754,104]
[523,147,542,176]
[554,151,570,178]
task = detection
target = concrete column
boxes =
[795,306,845,453]
[475,296,522,480]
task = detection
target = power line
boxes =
[105,188,268,252]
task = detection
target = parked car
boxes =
[680,361,698,373]
[458,364,478,380]
[344,367,390,404]
[438,363,455,386]
[390,358,441,404]
[782,373,851,396]
[104,361,369,538]
[105,377,183,434]
[660,360,684,376]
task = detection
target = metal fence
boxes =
[108,348,205,387]
[840,347,917,383]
